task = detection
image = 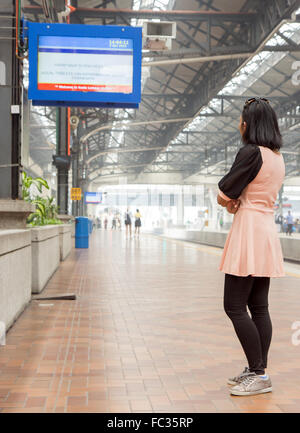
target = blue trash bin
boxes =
[75,217,89,248]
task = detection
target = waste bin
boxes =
[75,217,89,248]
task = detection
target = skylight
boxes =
[178,21,300,142]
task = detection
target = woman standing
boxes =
[134,209,142,237]
[217,98,285,397]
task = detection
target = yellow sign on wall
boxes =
[71,188,82,201]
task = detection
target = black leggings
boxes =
[224,273,272,375]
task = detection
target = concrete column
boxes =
[71,141,80,217]
[0,1,35,228]
[177,186,184,226]
[0,0,21,199]
[55,108,69,215]
[208,186,219,230]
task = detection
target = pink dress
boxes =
[218,145,285,278]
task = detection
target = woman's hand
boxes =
[217,194,229,207]
[226,199,241,214]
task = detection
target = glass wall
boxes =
[86,183,235,231]
[85,183,300,234]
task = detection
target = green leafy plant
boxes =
[22,171,49,201]
[22,172,62,226]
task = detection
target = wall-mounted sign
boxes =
[71,187,81,201]
[85,192,102,204]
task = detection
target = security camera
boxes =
[70,115,79,129]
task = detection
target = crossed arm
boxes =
[216,144,263,215]
[217,193,241,214]
[217,194,229,207]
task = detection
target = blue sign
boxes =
[85,192,102,204]
[28,22,142,108]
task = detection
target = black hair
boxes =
[241,99,282,151]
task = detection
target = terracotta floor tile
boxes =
[0,389,10,399]
[0,402,25,408]
[130,399,152,411]
[25,397,47,408]
[1,407,43,413]
[212,398,239,411]
[5,392,27,403]
[67,396,87,407]
[107,400,131,412]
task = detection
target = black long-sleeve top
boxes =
[218,144,263,201]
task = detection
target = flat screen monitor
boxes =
[85,192,102,204]
[28,22,142,108]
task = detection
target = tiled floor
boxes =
[1,230,300,413]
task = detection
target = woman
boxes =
[217,97,285,397]
[134,209,142,237]
[124,209,132,238]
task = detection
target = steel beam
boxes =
[23,6,257,22]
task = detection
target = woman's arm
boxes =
[216,145,263,214]
[217,194,229,207]
[226,200,241,214]
[218,145,262,200]
[217,193,241,214]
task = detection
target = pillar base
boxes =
[57,214,75,223]
[0,199,35,229]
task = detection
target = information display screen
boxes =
[85,192,102,204]
[28,22,142,108]
[38,36,133,94]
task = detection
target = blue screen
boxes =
[38,36,134,93]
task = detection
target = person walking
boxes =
[295,218,300,233]
[124,209,132,238]
[134,209,142,237]
[111,215,117,230]
[217,97,285,397]
[286,210,293,236]
[219,212,224,230]
[117,216,121,230]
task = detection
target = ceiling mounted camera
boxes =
[70,115,79,129]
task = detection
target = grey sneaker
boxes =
[230,373,272,396]
[227,367,251,385]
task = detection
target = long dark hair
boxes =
[241,98,282,151]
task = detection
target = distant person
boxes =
[276,213,283,232]
[111,215,117,230]
[286,210,293,236]
[217,97,285,397]
[104,217,108,230]
[219,214,224,230]
[134,209,142,237]
[124,209,132,238]
[117,217,121,230]
[283,218,287,234]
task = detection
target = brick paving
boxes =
[0,230,300,413]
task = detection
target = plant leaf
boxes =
[35,177,49,190]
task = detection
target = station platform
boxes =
[0,231,300,413]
